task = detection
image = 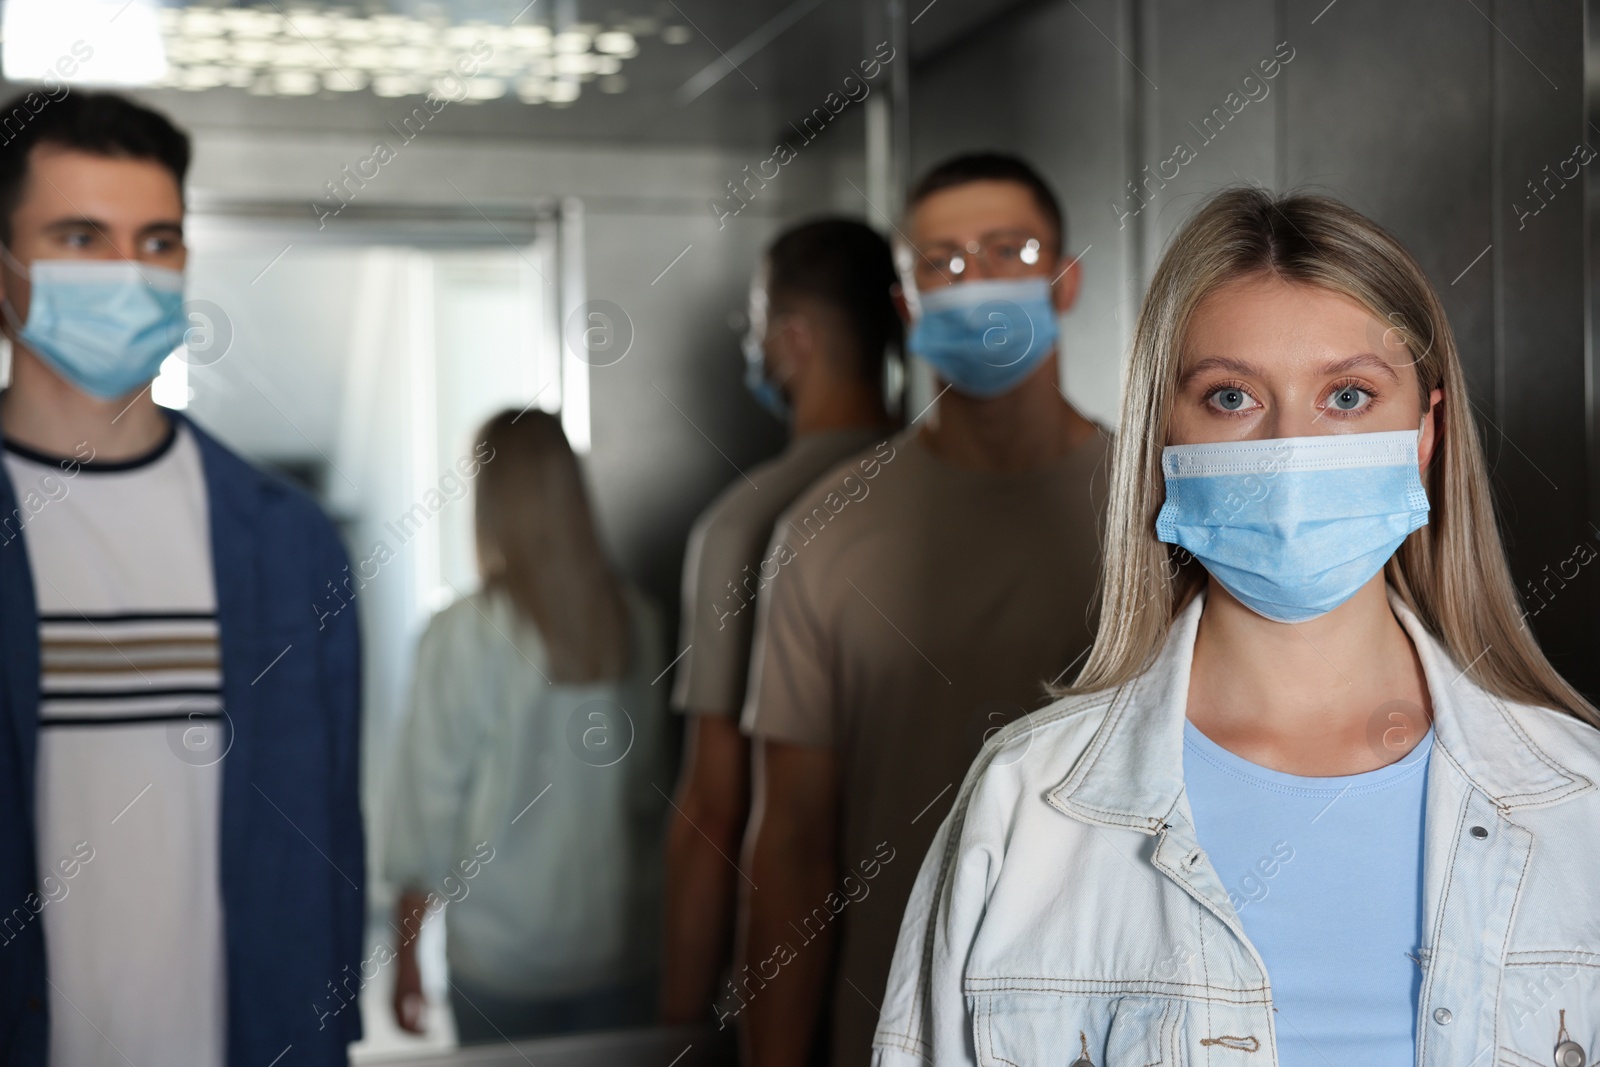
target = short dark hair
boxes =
[0,90,190,244]
[764,216,902,385]
[907,152,1066,250]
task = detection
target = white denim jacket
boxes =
[873,589,1600,1067]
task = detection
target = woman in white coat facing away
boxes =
[384,409,668,1043]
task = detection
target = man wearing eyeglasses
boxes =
[737,153,1109,1067]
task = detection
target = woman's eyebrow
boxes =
[1322,352,1401,382]
[1177,355,1260,388]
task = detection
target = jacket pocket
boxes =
[1497,952,1600,1067]
[970,991,1185,1067]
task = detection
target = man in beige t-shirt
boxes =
[738,154,1110,1067]
[661,218,900,1025]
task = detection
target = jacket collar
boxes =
[1048,587,1592,830]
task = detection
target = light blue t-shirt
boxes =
[1182,720,1433,1066]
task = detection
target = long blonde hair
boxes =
[474,409,630,684]
[1071,186,1597,725]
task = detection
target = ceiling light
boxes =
[334,19,374,41]
[371,72,420,97]
[368,15,411,43]
[273,70,319,95]
[231,40,275,66]
[4,0,168,86]
[660,25,692,44]
[149,8,640,102]
[181,66,227,90]
[594,31,635,55]
[343,46,387,70]
[553,31,591,54]
[324,70,367,91]
[509,25,552,51]
[227,9,283,39]
[270,43,325,69]
[552,52,592,76]
[444,24,483,49]
[464,77,507,100]
[181,38,231,64]
[181,10,227,38]
[283,12,333,40]
[389,47,428,70]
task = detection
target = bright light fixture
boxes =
[184,66,230,90]
[282,12,332,40]
[272,70,319,95]
[509,25,552,51]
[324,70,367,92]
[225,9,282,39]
[334,19,374,42]
[553,52,593,76]
[180,10,227,38]
[464,77,507,101]
[552,30,592,54]
[371,73,421,98]
[3,0,168,86]
[136,5,657,104]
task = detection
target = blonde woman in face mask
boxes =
[870,188,1600,1067]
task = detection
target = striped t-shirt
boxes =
[4,421,226,1067]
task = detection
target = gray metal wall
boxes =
[911,0,1599,698]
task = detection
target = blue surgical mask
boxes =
[7,259,187,400]
[1156,430,1430,623]
[742,332,790,420]
[907,276,1059,399]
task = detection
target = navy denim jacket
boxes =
[0,412,365,1066]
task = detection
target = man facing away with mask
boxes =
[736,154,1110,1067]
[661,217,899,1027]
[0,92,363,1066]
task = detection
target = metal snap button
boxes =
[1433,1007,1453,1025]
[1556,1040,1585,1067]
[1469,825,1488,839]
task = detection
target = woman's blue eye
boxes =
[1328,385,1370,411]
[1214,388,1248,411]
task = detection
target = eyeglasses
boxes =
[907,230,1054,288]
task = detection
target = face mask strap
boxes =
[0,239,29,277]
[0,242,29,339]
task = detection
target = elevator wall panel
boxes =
[911,0,1599,697]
